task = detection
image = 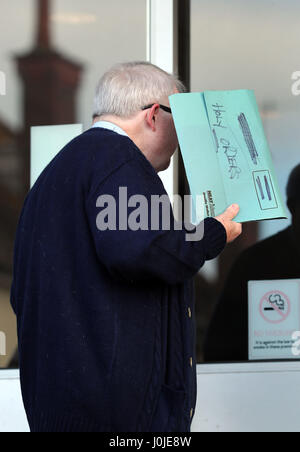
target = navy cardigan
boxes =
[11,128,226,432]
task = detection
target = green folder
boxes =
[169,90,287,223]
[31,124,83,188]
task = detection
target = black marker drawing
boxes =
[253,170,278,211]
[238,113,259,165]
[256,176,265,200]
[212,128,219,153]
[264,175,272,201]
[264,294,285,311]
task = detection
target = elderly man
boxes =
[11,62,241,432]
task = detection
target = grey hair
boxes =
[93,61,186,119]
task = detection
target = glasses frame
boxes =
[141,104,172,114]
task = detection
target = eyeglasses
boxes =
[142,104,172,114]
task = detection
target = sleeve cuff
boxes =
[202,217,227,260]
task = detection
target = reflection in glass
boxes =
[0,0,146,368]
[191,0,300,363]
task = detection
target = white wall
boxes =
[0,371,29,432]
[192,362,300,432]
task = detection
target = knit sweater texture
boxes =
[11,128,226,432]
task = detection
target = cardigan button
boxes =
[189,357,193,368]
[188,307,192,318]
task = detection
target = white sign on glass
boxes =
[31,124,83,187]
[248,279,300,360]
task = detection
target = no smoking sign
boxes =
[248,279,300,360]
[259,290,291,324]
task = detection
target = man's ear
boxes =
[146,104,160,132]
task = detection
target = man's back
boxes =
[11,128,171,431]
[12,127,228,432]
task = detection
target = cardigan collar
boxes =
[92,120,129,138]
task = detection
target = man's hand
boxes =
[215,204,242,243]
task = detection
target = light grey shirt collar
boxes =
[92,120,129,138]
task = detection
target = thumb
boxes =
[224,204,240,220]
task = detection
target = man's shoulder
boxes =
[52,128,139,185]
[70,127,137,162]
